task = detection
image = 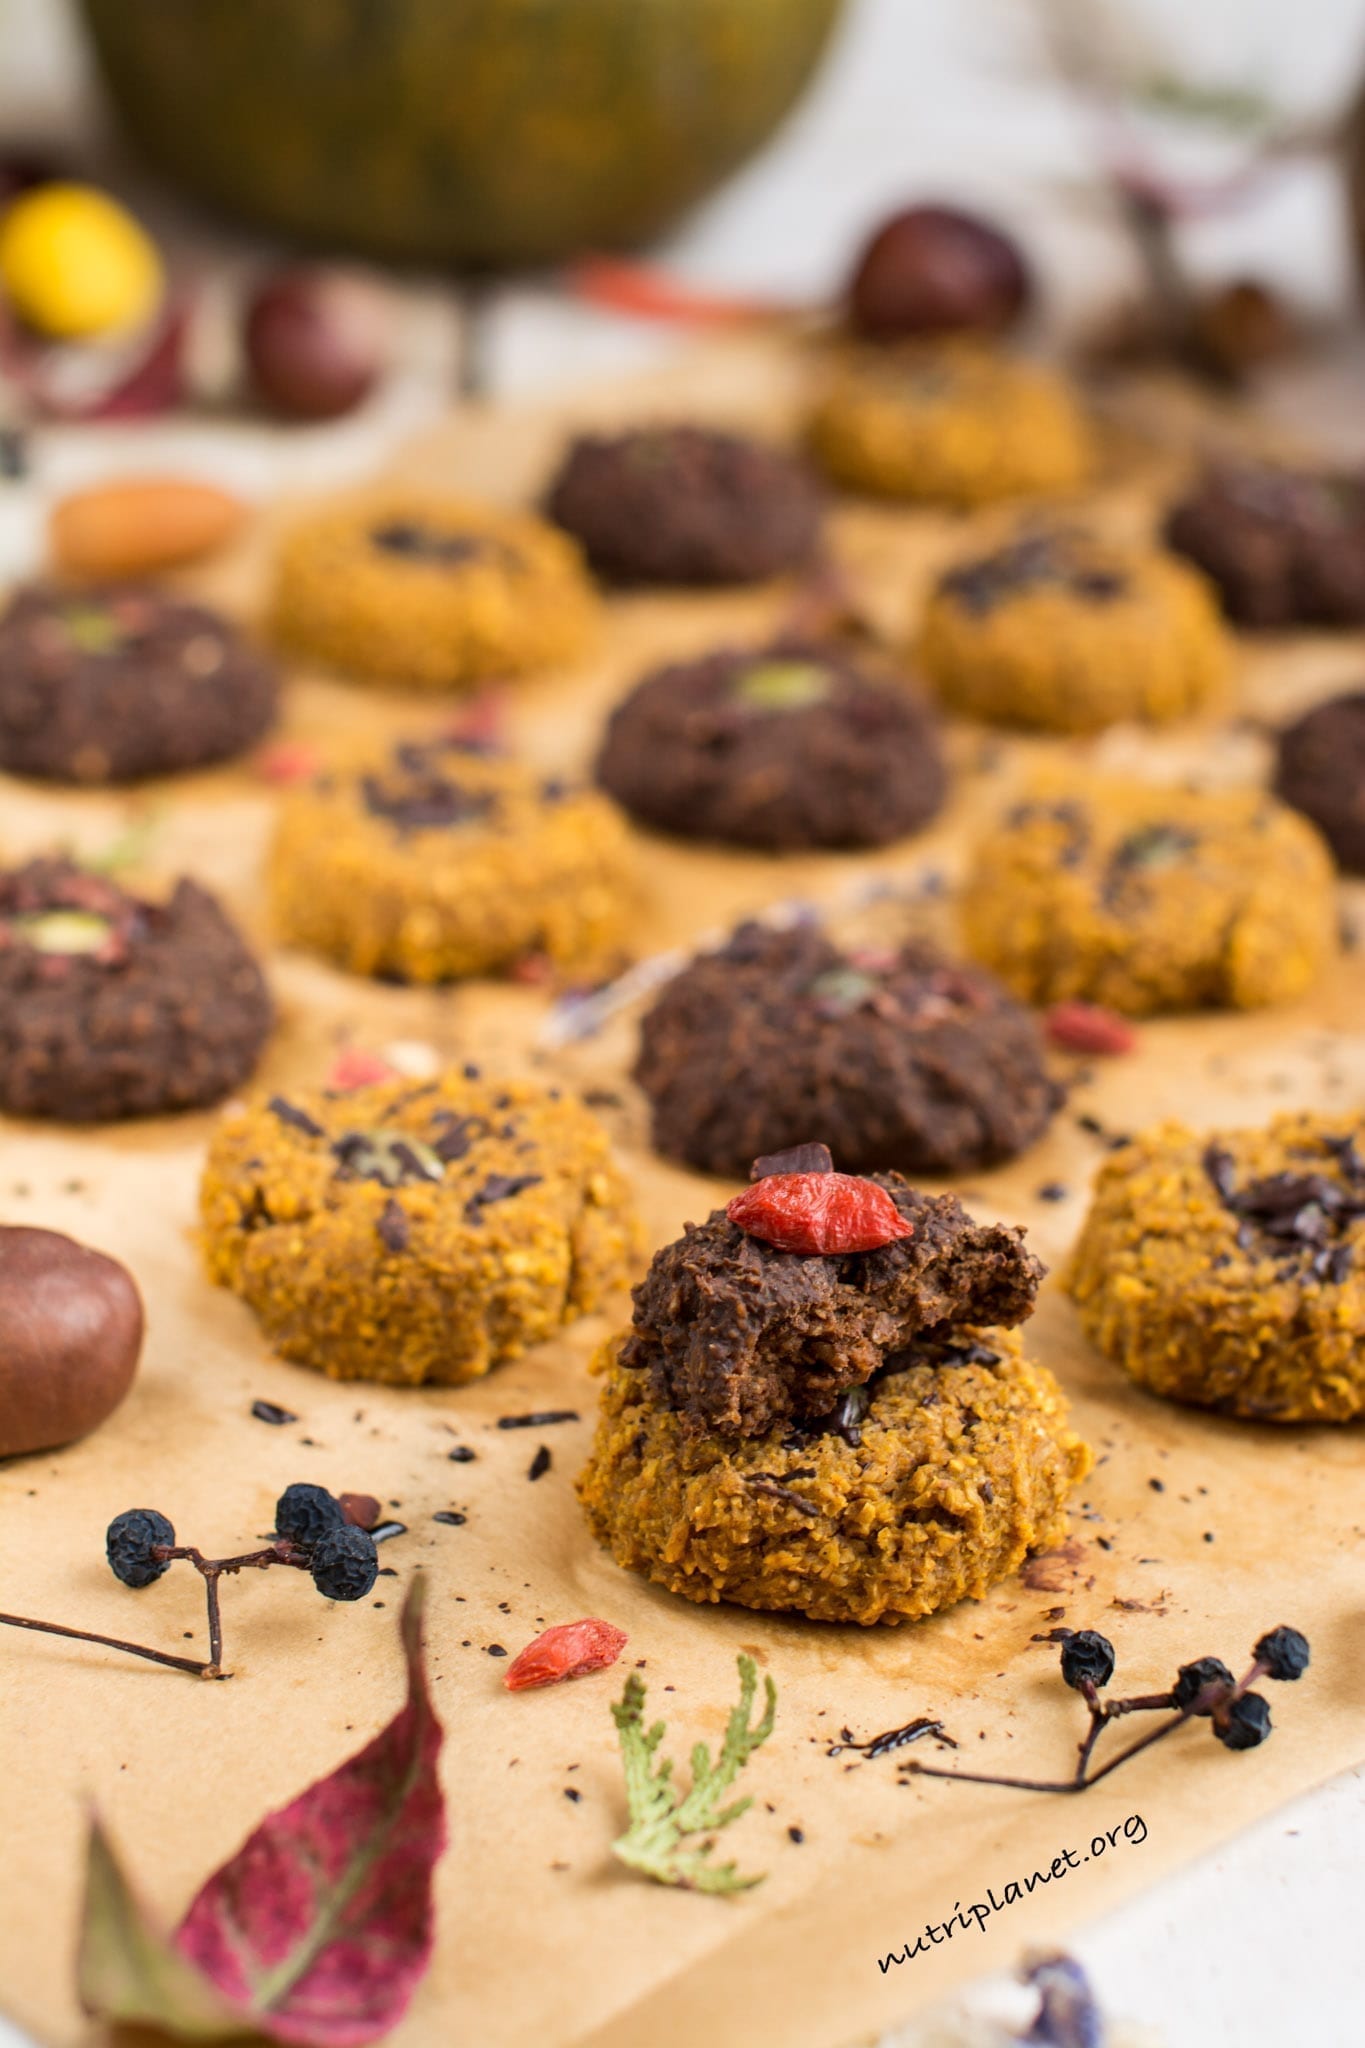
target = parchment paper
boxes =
[1,337,1362,2048]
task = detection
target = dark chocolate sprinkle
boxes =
[448,1445,477,1462]
[496,1410,580,1429]
[268,1095,325,1139]
[1035,1182,1069,1203]
[527,1445,552,1481]
[377,1198,410,1253]
[486,1643,508,1657]
[433,1510,467,1526]
[827,1716,954,1759]
[370,1521,408,1543]
[250,1399,298,1426]
[563,1787,582,1802]
[788,1826,805,1844]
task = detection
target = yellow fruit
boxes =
[0,182,163,339]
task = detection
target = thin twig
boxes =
[0,1610,210,1678]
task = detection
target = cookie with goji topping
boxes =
[268,734,635,983]
[615,1168,1042,1437]
[200,1068,639,1385]
[1273,688,1365,870]
[917,527,1228,733]
[544,424,823,585]
[595,641,946,850]
[0,583,278,784]
[635,921,1057,1176]
[270,489,598,690]
[961,775,1335,1015]
[1163,460,1365,627]
[1069,1111,1365,1421]
[807,342,1090,505]
[577,1322,1090,1625]
[0,856,271,1121]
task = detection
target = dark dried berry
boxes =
[1059,1629,1116,1691]
[1254,1625,1310,1681]
[1215,1691,1272,1750]
[1172,1655,1234,1712]
[274,1481,346,1549]
[310,1523,379,1602]
[106,1507,175,1588]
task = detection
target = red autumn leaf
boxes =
[1045,1000,1138,1056]
[78,1580,444,2046]
[504,1617,628,1692]
[727,1172,915,1256]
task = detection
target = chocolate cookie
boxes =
[917,528,1228,733]
[620,1173,1042,1438]
[1163,461,1365,627]
[271,489,598,690]
[635,921,1058,1175]
[0,857,271,1121]
[269,734,635,983]
[201,1068,639,1384]
[961,776,1336,1015]
[807,342,1091,506]
[595,642,946,850]
[1273,689,1365,870]
[1069,1111,1365,1421]
[543,424,823,585]
[0,582,278,784]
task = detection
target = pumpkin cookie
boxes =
[269,735,635,983]
[200,1069,639,1385]
[807,343,1091,506]
[578,1159,1089,1625]
[961,777,1336,1015]
[0,856,271,1121]
[1069,1111,1365,1421]
[1163,461,1365,627]
[0,583,277,783]
[1274,689,1365,871]
[635,920,1058,1177]
[270,490,598,690]
[544,424,823,585]
[917,528,1228,733]
[595,640,946,850]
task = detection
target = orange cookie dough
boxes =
[961,777,1336,1015]
[577,1326,1090,1625]
[918,527,1228,733]
[269,735,635,983]
[200,1069,640,1385]
[1069,1112,1365,1422]
[807,343,1091,506]
[270,489,598,690]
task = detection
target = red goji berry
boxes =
[726,1171,915,1256]
[503,1617,628,1692]
[1045,1001,1138,1056]
[325,1046,395,1092]
[256,740,321,785]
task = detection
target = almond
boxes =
[49,476,246,577]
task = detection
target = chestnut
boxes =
[243,266,390,421]
[0,1225,143,1458]
[848,203,1030,341]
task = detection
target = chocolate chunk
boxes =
[433,1510,467,1526]
[269,1096,325,1139]
[377,1199,410,1253]
[527,1445,552,1481]
[251,1398,298,1425]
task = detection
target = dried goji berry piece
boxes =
[325,1046,395,1092]
[503,1617,629,1692]
[256,740,321,785]
[1045,1001,1138,1056]
[727,1171,915,1256]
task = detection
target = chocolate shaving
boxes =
[268,1096,324,1139]
[527,1445,552,1481]
[751,1142,834,1180]
[250,1399,298,1426]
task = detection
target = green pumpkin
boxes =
[79,0,845,267]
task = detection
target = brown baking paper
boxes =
[2,338,1363,2048]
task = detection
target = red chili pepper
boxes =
[503,1618,629,1692]
[325,1046,395,1092]
[727,1171,915,1256]
[1046,1001,1138,1056]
